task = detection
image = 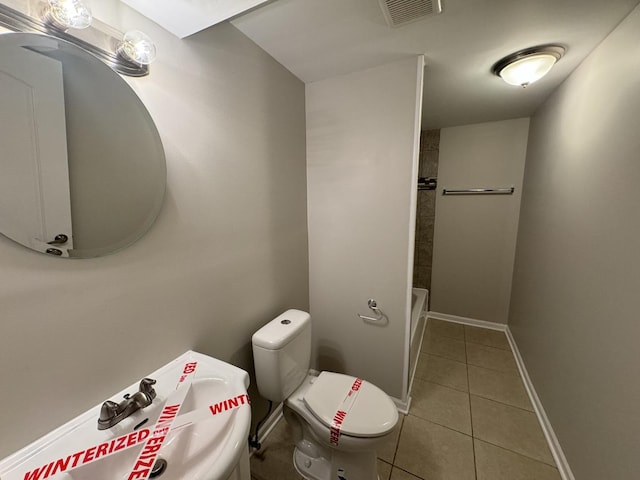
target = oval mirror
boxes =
[0,32,166,258]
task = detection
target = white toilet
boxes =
[252,309,399,480]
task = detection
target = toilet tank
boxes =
[251,309,311,403]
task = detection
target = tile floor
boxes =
[250,319,562,480]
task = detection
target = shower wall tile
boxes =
[423,151,440,177]
[417,216,435,243]
[414,129,440,292]
[418,190,437,217]
[423,129,441,151]
[416,242,432,268]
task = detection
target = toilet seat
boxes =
[303,372,397,438]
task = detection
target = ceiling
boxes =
[119,0,270,38]
[231,0,640,128]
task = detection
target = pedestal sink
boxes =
[0,351,251,480]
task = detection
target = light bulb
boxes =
[118,31,157,65]
[47,0,92,30]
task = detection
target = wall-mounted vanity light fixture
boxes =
[117,30,157,65]
[492,45,565,88]
[45,0,92,31]
[0,1,156,76]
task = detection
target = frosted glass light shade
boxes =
[493,45,565,88]
[499,54,557,87]
[47,0,92,30]
[118,31,157,65]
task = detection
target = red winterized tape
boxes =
[329,378,363,446]
[20,429,151,480]
[17,393,250,480]
[125,361,198,480]
[13,362,251,480]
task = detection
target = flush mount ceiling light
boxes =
[46,0,92,30]
[492,45,565,88]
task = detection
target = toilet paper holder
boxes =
[358,299,387,324]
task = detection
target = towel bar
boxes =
[442,187,514,195]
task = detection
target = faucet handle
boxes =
[139,378,157,400]
[98,400,119,423]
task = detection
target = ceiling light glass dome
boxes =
[492,45,565,88]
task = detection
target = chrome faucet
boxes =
[97,378,157,430]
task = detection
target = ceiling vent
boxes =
[378,0,443,27]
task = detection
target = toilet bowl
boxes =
[252,309,398,480]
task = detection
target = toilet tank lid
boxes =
[252,309,311,350]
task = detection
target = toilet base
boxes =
[292,445,379,480]
[293,448,329,480]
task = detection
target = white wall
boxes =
[430,118,529,323]
[306,56,423,402]
[0,8,308,457]
[509,5,640,479]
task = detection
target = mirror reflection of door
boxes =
[0,44,73,256]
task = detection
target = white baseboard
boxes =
[391,395,411,415]
[427,312,574,480]
[403,311,428,416]
[504,329,575,480]
[427,311,508,331]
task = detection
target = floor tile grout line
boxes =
[424,328,466,342]
[464,338,512,351]
[465,326,479,480]
[462,328,468,363]
[469,392,535,414]
[466,362,530,401]
[465,340,516,353]
[390,415,405,465]
[403,412,476,440]
[412,374,469,394]
[472,436,559,469]
[407,410,473,437]
[425,331,465,342]
[427,319,466,333]
[423,327,466,342]
[379,459,393,467]
[390,464,427,479]
[418,378,471,395]
[419,350,467,366]
[466,360,520,376]
[420,348,466,364]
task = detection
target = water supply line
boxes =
[248,400,273,450]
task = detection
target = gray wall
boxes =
[307,57,423,402]
[0,9,308,458]
[431,118,529,323]
[509,5,640,479]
